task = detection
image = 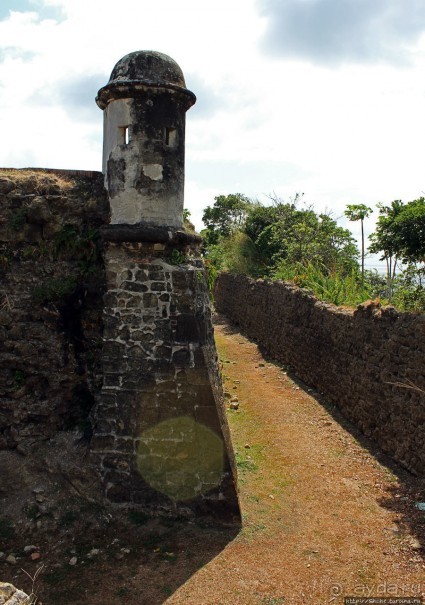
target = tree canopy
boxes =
[369,197,425,268]
[202,193,254,245]
[202,193,358,277]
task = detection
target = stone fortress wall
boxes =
[215,272,425,477]
[0,169,108,451]
[0,168,239,519]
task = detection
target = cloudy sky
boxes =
[1,0,425,268]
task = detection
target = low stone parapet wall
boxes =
[215,272,425,476]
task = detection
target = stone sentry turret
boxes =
[91,51,240,521]
[96,50,194,229]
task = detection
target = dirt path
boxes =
[167,318,425,605]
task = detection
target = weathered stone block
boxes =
[175,314,199,342]
[122,281,149,293]
[151,282,166,291]
[172,348,191,367]
[143,293,158,307]
[90,434,116,451]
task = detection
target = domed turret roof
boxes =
[96,50,195,109]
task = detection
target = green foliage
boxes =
[32,275,78,305]
[28,225,102,308]
[204,259,218,300]
[369,200,404,297]
[344,204,373,223]
[257,205,358,274]
[391,197,425,263]
[274,262,369,306]
[391,265,425,312]
[369,198,425,265]
[345,203,373,292]
[201,191,425,312]
[207,231,263,276]
[202,193,254,245]
[53,224,100,272]
[169,248,186,265]
[183,208,196,233]
[364,269,388,299]
[368,198,425,305]
[202,193,358,281]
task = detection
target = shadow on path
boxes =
[215,313,425,561]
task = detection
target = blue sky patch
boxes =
[0,1,64,22]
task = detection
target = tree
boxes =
[201,193,359,285]
[344,204,373,292]
[254,197,358,275]
[391,197,425,263]
[369,198,425,301]
[201,193,254,245]
[368,200,404,299]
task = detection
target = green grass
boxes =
[32,275,78,305]
[274,261,369,307]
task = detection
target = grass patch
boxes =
[236,452,258,472]
[32,275,78,305]
[0,168,73,192]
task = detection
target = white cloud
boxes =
[259,0,425,66]
[0,0,425,267]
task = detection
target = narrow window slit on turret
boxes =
[119,126,130,145]
[165,127,177,147]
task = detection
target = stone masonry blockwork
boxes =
[215,273,425,477]
[91,242,239,519]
